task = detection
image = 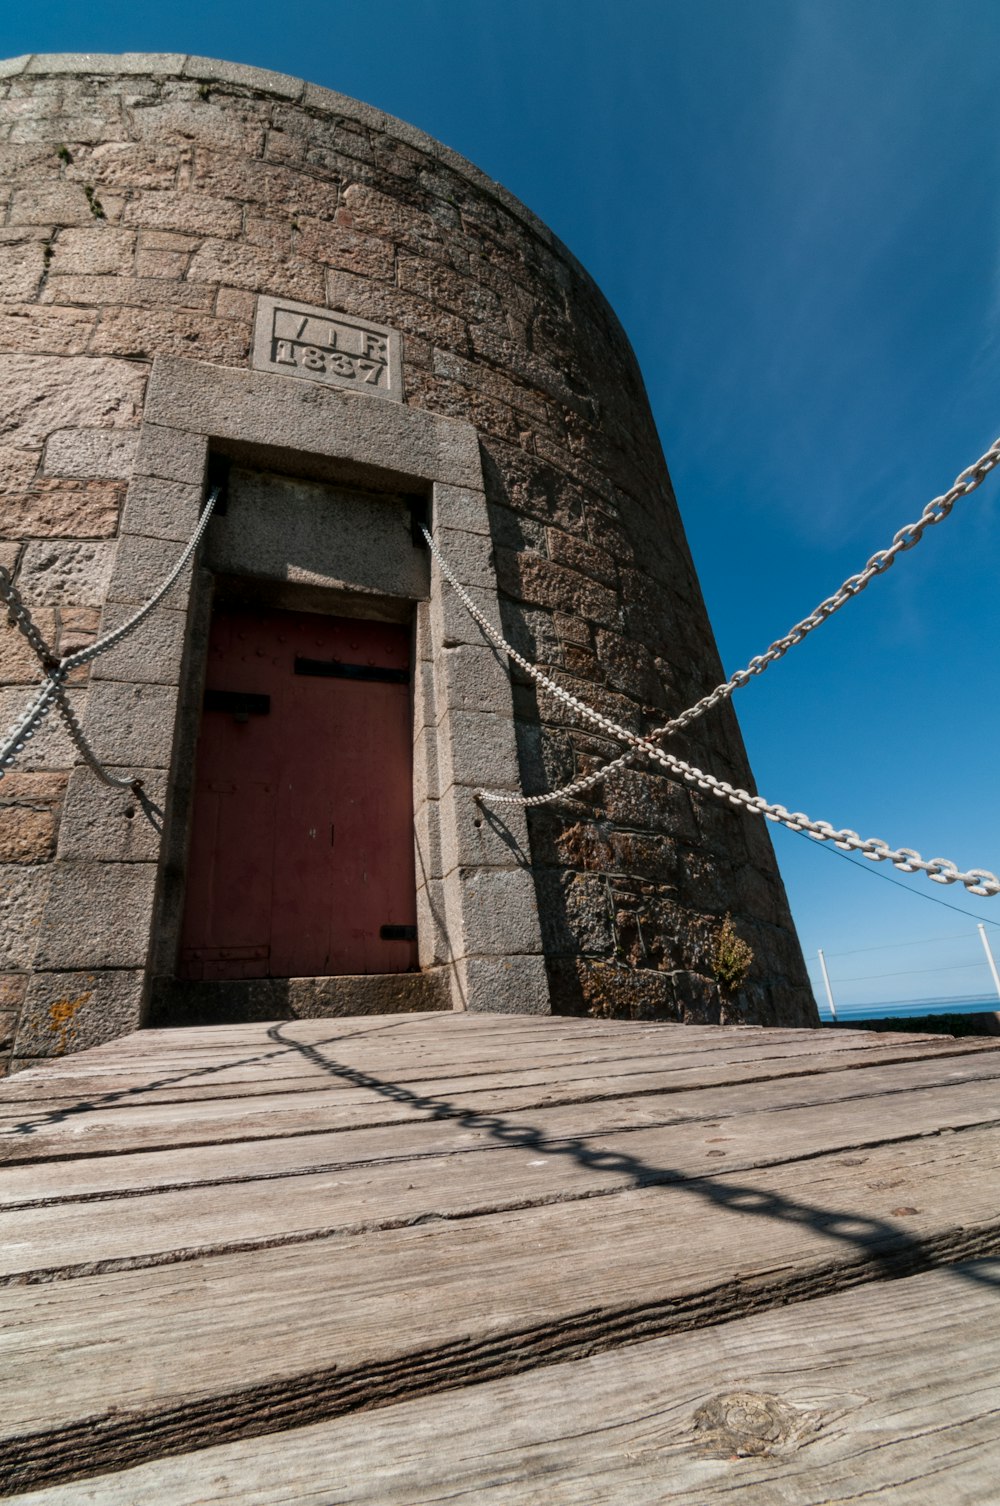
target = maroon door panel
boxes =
[179,608,417,980]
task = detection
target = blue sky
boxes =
[4,1,999,1011]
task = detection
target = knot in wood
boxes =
[692,1390,808,1457]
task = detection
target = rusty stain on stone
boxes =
[46,991,91,1054]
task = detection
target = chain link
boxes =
[0,676,62,775]
[656,432,1000,736]
[465,434,1000,808]
[0,488,218,788]
[422,524,999,899]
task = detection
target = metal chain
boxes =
[423,525,999,899]
[48,678,136,791]
[61,487,219,671]
[653,433,1000,730]
[469,434,1000,808]
[0,488,218,788]
[0,677,62,775]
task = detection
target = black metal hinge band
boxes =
[294,657,409,684]
[204,689,271,715]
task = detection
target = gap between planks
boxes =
[3,1043,998,1208]
[5,1260,998,1506]
[4,1037,997,1166]
[3,1078,999,1283]
[1,1125,999,1490]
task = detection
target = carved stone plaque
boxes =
[252,296,403,401]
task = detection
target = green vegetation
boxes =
[712,914,754,995]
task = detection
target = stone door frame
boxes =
[13,354,549,1062]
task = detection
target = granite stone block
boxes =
[438,643,511,718]
[120,475,204,542]
[0,610,55,683]
[413,797,443,888]
[17,539,115,606]
[81,679,180,768]
[2,478,121,539]
[187,240,326,304]
[0,805,58,864]
[0,240,46,303]
[438,782,532,875]
[0,687,88,771]
[431,526,497,593]
[446,865,542,959]
[436,708,521,793]
[89,603,187,686]
[133,422,207,487]
[0,864,52,970]
[42,273,217,312]
[56,766,167,861]
[1,354,146,447]
[24,53,186,76]
[0,441,41,495]
[9,183,95,226]
[457,953,550,1014]
[90,306,251,362]
[49,226,135,276]
[44,427,139,480]
[0,304,97,358]
[33,861,157,969]
[13,967,146,1059]
[432,484,491,537]
[415,878,451,968]
[182,57,305,99]
[123,190,243,238]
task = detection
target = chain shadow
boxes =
[5,1014,1000,1302]
[0,1015,426,1144]
[267,1020,1000,1296]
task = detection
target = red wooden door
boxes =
[179,608,417,980]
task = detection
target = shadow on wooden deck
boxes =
[1,1012,999,1501]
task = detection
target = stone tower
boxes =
[0,54,817,1069]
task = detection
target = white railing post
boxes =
[818,948,838,1021]
[977,924,1000,1003]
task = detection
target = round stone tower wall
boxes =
[0,54,817,1068]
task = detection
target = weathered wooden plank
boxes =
[5,1027,996,1108]
[6,1023,980,1105]
[10,1261,997,1506]
[0,1124,998,1491]
[4,1076,999,1282]
[12,1015,972,1080]
[5,1037,995,1165]
[4,1040,989,1123]
[0,1033,907,1101]
[4,1045,998,1208]
[60,1015,833,1053]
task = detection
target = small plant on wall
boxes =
[712,914,754,996]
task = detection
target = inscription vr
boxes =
[252,297,403,401]
[273,310,386,384]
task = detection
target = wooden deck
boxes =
[1,1011,999,1503]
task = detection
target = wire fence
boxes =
[807,927,1000,1018]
